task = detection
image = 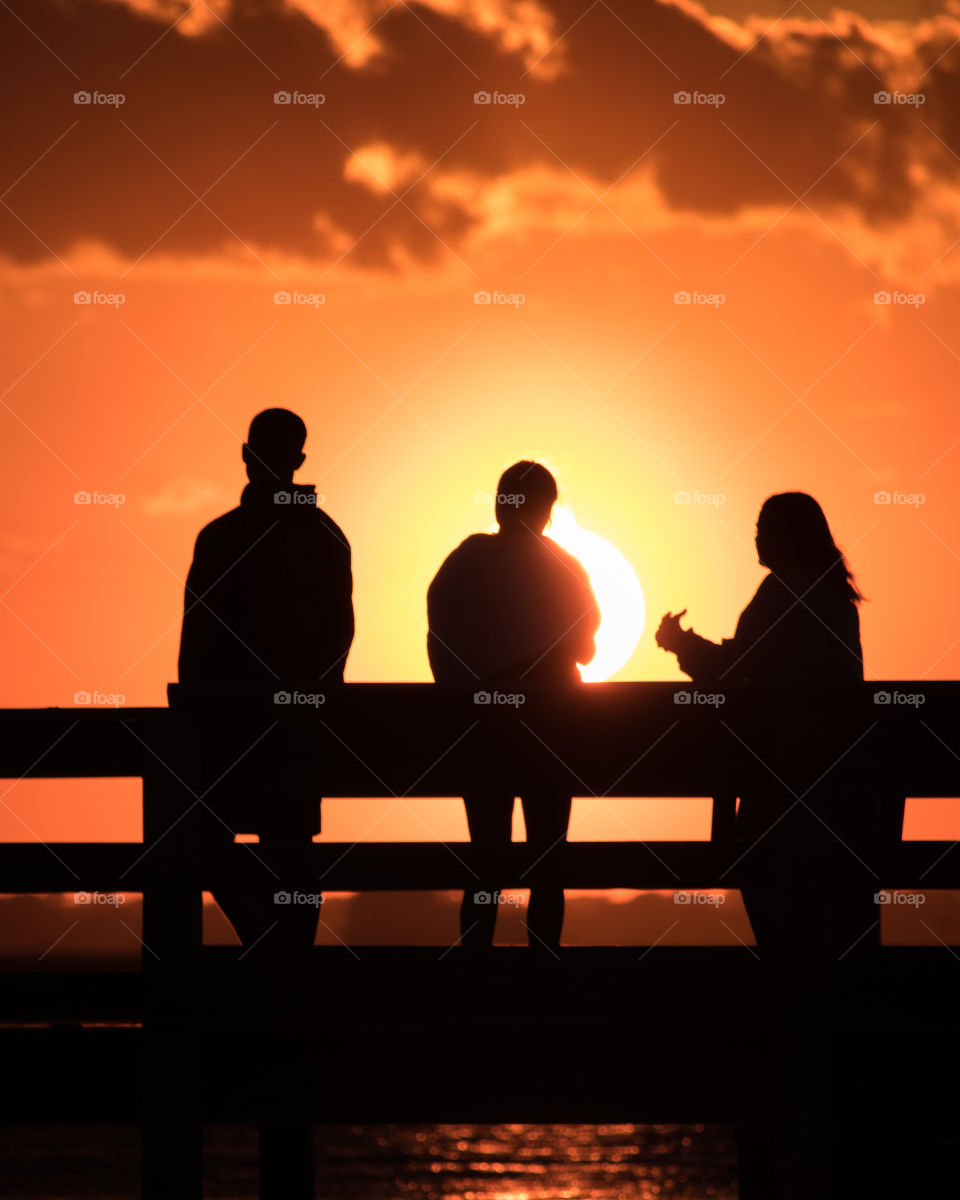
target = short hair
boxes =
[495,461,558,526]
[246,408,307,472]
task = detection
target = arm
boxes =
[569,561,601,667]
[657,577,784,684]
[426,553,472,684]
[674,629,728,682]
[329,529,355,679]
[177,530,222,684]
[656,608,730,682]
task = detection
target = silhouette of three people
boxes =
[427,462,600,951]
[178,408,353,947]
[177,422,874,960]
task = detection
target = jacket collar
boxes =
[240,482,318,511]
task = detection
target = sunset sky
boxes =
[2,0,959,854]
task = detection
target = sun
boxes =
[545,505,645,681]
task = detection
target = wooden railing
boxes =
[1,681,959,1200]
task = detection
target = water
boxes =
[0,1123,737,1199]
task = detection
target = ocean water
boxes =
[0,1123,737,1199]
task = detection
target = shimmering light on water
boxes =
[0,1122,737,1198]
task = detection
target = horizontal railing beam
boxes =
[1,841,958,892]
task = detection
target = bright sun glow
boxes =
[546,505,645,681]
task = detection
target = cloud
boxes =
[141,476,227,514]
[1,0,959,280]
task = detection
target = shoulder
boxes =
[446,533,494,562]
[750,571,792,607]
[430,534,492,588]
[734,572,792,628]
[542,537,592,585]
[192,507,243,550]
[311,506,351,552]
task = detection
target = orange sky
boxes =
[2,0,960,849]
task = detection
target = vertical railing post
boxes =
[140,712,204,1200]
[260,1122,315,1200]
[710,793,737,843]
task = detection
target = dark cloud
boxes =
[0,0,955,270]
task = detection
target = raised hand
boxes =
[655,609,688,654]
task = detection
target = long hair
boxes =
[757,492,863,604]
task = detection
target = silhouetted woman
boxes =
[656,492,869,956]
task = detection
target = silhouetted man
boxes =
[427,461,600,951]
[178,408,354,946]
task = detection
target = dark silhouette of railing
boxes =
[1,681,959,1200]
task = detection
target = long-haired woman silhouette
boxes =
[656,492,870,957]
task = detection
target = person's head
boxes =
[756,492,862,603]
[242,408,307,487]
[494,461,558,534]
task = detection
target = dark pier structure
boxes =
[1,682,958,1198]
